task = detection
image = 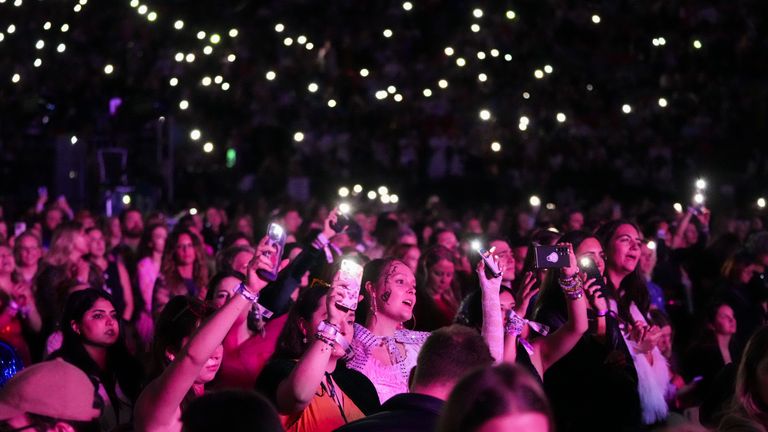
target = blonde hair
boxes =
[45,223,83,266]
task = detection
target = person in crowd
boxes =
[136,223,169,345]
[230,214,255,244]
[12,231,42,285]
[563,209,585,232]
[180,389,283,432]
[718,249,767,353]
[414,245,461,331]
[255,281,380,432]
[106,216,123,252]
[640,240,667,312]
[202,206,227,253]
[0,358,102,432]
[134,244,271,432]
[718,325,768,431]
[118,209,144,254]
[85,226,133,321]
[152,228,209,317]
[336,325,495,432]
[388,243,420,274]
[51,289,143,430]
[216,244,255,275]
[437,363,555,432]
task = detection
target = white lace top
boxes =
[346,323,429,403]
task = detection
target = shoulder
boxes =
[254,358,296,400]
[335,363,381,414]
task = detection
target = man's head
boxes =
[0,359,101,432]
[410,325,494,399]
[120,209,144,240]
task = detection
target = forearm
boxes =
[502,333,518,363]
[481,289,504,365]
[259,246,323,316]
[184,292,251,366]
[671,213,692,249]
[276,338,333,412]
[540,295,587,371]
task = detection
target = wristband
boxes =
[236,283,259,303]
[317,320,350,353]
[595,310,609,318]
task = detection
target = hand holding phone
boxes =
[530,245,570,269]
[255,223,287,282]
[330,204,352,233]
[333,259,364,311]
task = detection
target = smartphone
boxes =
[531,245,569,269]
[578,256,607,296]
[333,259,364,311]
[256,223,287,282]
[330,205,352,233]
[475,245,502,278]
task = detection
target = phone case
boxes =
[334,259,364,310]
[477,247,502,278]
[256,223,287,282]
[533,245,569,269]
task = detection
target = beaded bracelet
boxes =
[236,283,259,303]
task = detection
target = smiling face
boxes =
[606,224,642,275]
[372,261,417,323]
[73,298,119,347]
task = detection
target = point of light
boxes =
[11,73,20,83]
[387,85,396,94]
[473,8,483,18]
[174,52,184,62]
[529,195,541,207]
[360,68,369,77]
[327,99,337,108]
[221,82,230,91]
[70,135,78,144]
[381,194,391,204]
[491,142,501,152]
[758,198,766,209]
[201,76,212,86]
[203,46,213,55]
[520,116,530,125]
[214,75,223,84]
[695,178,707,190]
[383,29,393,38]
[556,112,566,123]
[694,193,705,205]
[622,104,632,114]
[283,37,293,46]
[377,186,389,195]
[592,14,601,24]
[477,51,486,60]
[43,22,51,30]
[353,184,363,193]
[306,42,314,50]
[137,4,147,14]
[478,73,487,82]
[229,28,239,38]
[456,57,466,67]
[375,90,388,100]
[147,11,157,22]
[196,31,206,40]
[185,53,195,63]
[504,54,512,61]
[227,54,236,62]
[266,70,276,80]
[444,47,454,56]
[35,40,45,49]
[339,187,350,197]
[293,132,304,142]
[544,64,553,74]
[33,58,42,67]
[693,40,702,49]
[367,191,377,200]
[647,241,657,250]
[470,24,480,33]
[402,1,413,11]
[275,23,284,32]
[174,20,184,30]
[297,35,307,45]
[506,10,516,20]
[522,91,530,99]
[190,129,201,140]
[203,142,214,153]
[179,100,189,110]
[423,88,432,97]
[534,69,544,79]
[308,82,319,93]
[394,94,403,102]
[189,208,198,216]
[122,195,131,205]
[479,109,491,121]
[56,43,66,53]
[658,97,668,107]
[104,64,114,74]
[390,194,399,204]
[438,79,448,89]
[673,203,683,213]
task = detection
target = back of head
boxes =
[437,364,553,432]
[733,325,768,424]
[181,390,282,432]
[411,325,493,391]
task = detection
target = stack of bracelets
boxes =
[236,283,259,303]
[315,320,351,354]
[558,273,584,300]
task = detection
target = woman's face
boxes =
[175,233,197,265]
[606,224,641,275]
[196,344,224,384]
[151,227,168,254]
[72,231,90,256]
[73,298,119,347]
[309,294,355,358]
[638,243,656,276]
[0,246,14,275]
[489,240,515,282]
[401,247,420,273]
[213,276,242,309]
[428,259,455,294]
[17,236,41,267]
[575,237,605,276]
[373,261,417,322]
[232,251,254,275]
[87,230,106,258]
[711,305,737,336]
[476,413,550,432]
[436,231,458,252]
[500,290,515,323]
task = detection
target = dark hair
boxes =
[160,228,209,295]
[149,295,213,379]
[437,363,554,432]
[373,216,400,248]
[412,325,494,388]
[648,309,671,328]
[221,231,252,249]
[529,228,561,247]
[137,223,168,261]
[118,208,142,226]
[428,228,456,247]
[273,283,330,359]
[52,289,143,402]
[721,250,756,282]
[205,270,246,303]
[181,389,283,432]
[732,325,768,425]
[355,258,400,324]
[12,230,41,265]
[215,245,254,274]
[455,287,515,331]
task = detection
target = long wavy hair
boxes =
[416,245,461,306]
[273,283,330,360]
[45,222,84,266]
[137,223,168,261]
[160,228,209,294]
[732,325,768,427]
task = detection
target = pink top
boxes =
[136,257,160,343]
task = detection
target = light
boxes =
[647,241,657,251]
[360,68,369,77]
[456,57,466,67]
[383,29,393,38]
[137,4,147,14]
[169,77,178,86]
[378,186,389,195]
[56,43,66,53]
[33,58,41,67]
[226,148,237,168]
[473,8,483,18]
[0,33,3,43]
[275,23,285,32]
[339,202,352,213]
[265,70,276,81]
[381,195,391,204]
[534,69,544,79]
[210,33,222,44]
[185,53,196,62]
[580,257,592,268]
[402,1,413,11]
[477,51,486,60]
[174,20,184,30]
[544,64,553,74]
[221,82,230,91]
[367,191,377,200]
[147,11,157,22]
[179,100,189,110]
[387,85,397,94]
[306,42,314,50]
[196,31,206,40]
[490,49,500,57]
[529,195,541,207]
[122,195,131,205]
[174,52,184,62]
[35,40,45,49]
[556,112,567,123]
[214,76,223,84]
[658,97,668,107]
[471,24,480,33]
[43,21,52,30]
[104,64,114,75]
[506,10,516,20]
[203,142,214,153]
[422,88,432,97]
[546,203,556,210]
[652,38,660,47]
[190,129,201,140]
[283,37,293,46]
[375,90,388,100]
[758,198,766,209]
[229,28,239,38]
[390,194,399,204]
[491,141,501,152]
[338,187,350,198]
[297,35,307,45]
[695,178,707,190]
[308,82,319,93]
[622,104,632,114]
[518,123,528,131]
[673,203,683,213]
[189,208,198,216]
[394,94,403,102]
[694,193,705,205]
[227,54,236,62]
[479,109,491,121]
[519,116,530,125]
[693,39,702,49]
[10,73,20,83]
[504,54,512,61]
[203,46,213,55]
[586,84,594,91]
[478,73,487,82]
[353,184,363,193]
[444,47,454,56]
[70,136,78,145]
[592,14,601,24]
[293,132,304,142]
[438,79,448,89]
[327,99,337,108]
[201,76,212,86]
[129,0,139,7]
[522,91,530,99]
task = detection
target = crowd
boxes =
[0,189,766,432]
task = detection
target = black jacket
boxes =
[334,393,444,432]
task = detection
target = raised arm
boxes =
[477,259,504,365]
